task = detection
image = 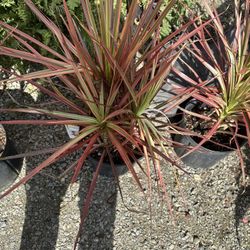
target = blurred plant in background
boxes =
[140,0,204,38]
[0,0,83,73]
[0,0,205,73]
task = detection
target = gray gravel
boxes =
[0,82,249,250]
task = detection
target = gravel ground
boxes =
[0,84,249,250]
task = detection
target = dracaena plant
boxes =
[170,0,250,180]
[0,0,204,246]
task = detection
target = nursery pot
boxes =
[88,152,142,178]
[174,133,233,168]
[88,156,127,177]
[0,125,23,192]
[173,101,245,168]
[65,125,142,177]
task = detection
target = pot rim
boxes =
[180,99,246,153]
[178,133,236,154]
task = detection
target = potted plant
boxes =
[0,0,206,247]
[170,0,249,175]
[0,124,23,191]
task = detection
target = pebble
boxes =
[0,220,7,229]
[169,244,175,250]
[25,184,31,191]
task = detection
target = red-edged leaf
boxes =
[243,112,250,146]
[0,21,70,62]
[181,119,222,158]
[71,133,99,183]
[107,130,144,191]
[73,150,105,250]
[0,125,98,199]
[107,122,140,149]
[0,120,87,125]
[25,0,76,59]
[0,147,59,161]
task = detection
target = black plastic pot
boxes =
[174,133,233,168]
[0,125,23,192]
[173,101,242,168]
[87,157,127,177]
[88,153,142,178]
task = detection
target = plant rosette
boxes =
[173,100,247,168]
[168,0,250,178]
[64,124,138,176]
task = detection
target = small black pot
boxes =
[174,133,233,168]
[173,101,244,168]
[88,152,142,177]
[0,125,23,192]
[87,156,128,177]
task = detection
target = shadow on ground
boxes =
[234,147,250,247]
[0,89,117,250]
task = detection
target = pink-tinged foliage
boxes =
[169,1,250,183]
[0,0,204,247]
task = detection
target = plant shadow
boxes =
[77,175,117,250]
[234,146,250,247]
[0,89,117,250]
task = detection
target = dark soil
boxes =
[183,101,246,151]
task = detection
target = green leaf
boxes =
[67,0,80,11]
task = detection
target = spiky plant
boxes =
[170,0,250,181]
[0,0,205,247]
